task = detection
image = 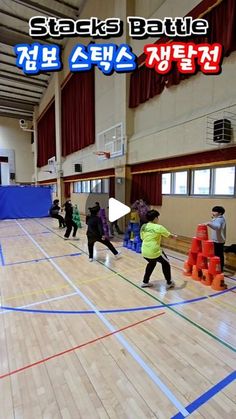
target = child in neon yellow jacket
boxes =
[140,210,177,289]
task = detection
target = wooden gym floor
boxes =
[0,218,235,419]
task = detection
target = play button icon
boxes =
[108,198,130,222]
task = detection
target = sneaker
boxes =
[89,258,93,262]
[72,237,79,240]
[166,281,175,289]
[140,282,153,288]
[64,237,69,240]
[114,252,122,259]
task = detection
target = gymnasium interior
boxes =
[0,0,235,418]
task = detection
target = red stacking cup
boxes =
[201,269,213,286]
[187,251,197,266]
[202,240,215,258]
[183,261,192,276]
[196,253,208,270]
[211,273,227,291]
[196,224,208,240]
[191,237,202,253]
[208,256,222,275]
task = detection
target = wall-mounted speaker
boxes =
[213,119,231,143]
[74,164,82,172]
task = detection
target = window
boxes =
[73,182,82,193]
[73,178,110,194]
[213,166,235,195]
[192,169,210,195]
[162,173,171,194]
[173,171,187,194]
[82,180,90,193]
[102,178,109,193]
[51,184,57,194]
[161,165,236,197]
[91,179,102,193]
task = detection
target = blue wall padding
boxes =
[0,186,52,219]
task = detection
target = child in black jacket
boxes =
[49,199,66,228]
[63,200,78,239]
[86,206,120,261]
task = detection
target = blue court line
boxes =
[171,370,236,418]
[0,244,5,266]
[0,231,50,239]
[4,252,81,266]
[1,286,236,315]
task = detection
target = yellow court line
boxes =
[209,294,236,313]
[2,274,115,303]
[4,284,71,302]
[185,278,236,313]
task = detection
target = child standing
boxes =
[205,206,226,271]
[86,206,120,262]
[140,210,176,289]
[63,200,78,240]
[132,199,150,226]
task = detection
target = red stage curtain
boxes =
[130,146,236,173]
[61,70,95,156]
[131,173,162,205]
[37,102,56,167]
[129,0,236,108]
[129,66,165,108]
[109,176,115,198]
[64,182,71,198]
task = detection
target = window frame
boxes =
[161,165,236,198]
[72,178,110,194]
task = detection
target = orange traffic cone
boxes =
[183,260,192,276]
[196,224,208,240]
[201,269,213,286]
[211,274,227,291]
[191,265,202,281]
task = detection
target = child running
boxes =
[86,206,121,262]
[140,209,176,289]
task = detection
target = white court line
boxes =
[15,220,188,416]
[0,292,77,315]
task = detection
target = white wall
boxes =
[153,196,236,245]
[0,116,34,183]
[128,54,236,164]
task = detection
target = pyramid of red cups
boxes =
[183,224,227,291]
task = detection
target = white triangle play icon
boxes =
[108,198,130,222]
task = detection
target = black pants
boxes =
[64,220,78,238]
[110,220,123,234]
[143,251,171,284]
[88,237,118,259]
[51,214,65,227]
[214,242,225,271]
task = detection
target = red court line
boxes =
[0,312,165,380]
